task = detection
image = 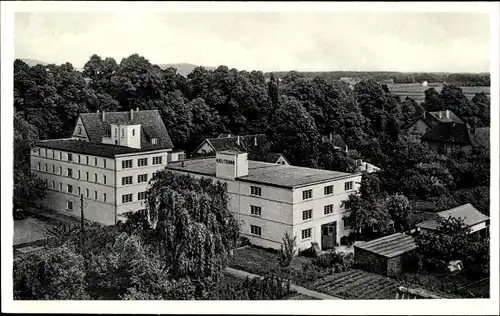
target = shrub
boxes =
[237,236,251,248]
[212,275,293,300]
[313,250,355,272]
[278,231,297,267]
[298,246,316,258]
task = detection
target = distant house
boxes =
[322,133,348,151]
[421,122,476,154]
[380,78,395,84]
[192,134,290,165]
[339,77,360,89]
[416,203,489,236]
[401,110,465,142]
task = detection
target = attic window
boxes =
[151,138,158,145]
[78,127,82,135]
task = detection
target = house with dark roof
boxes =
[421,122,475,154]
[30,109,179,225]
[192,134,290,165]
[167,150,363,252]
[401,110,464,142]
[416,203,489,236]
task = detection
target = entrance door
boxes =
[321,221,337,250]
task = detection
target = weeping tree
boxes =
[146,171,240,284]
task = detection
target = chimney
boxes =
[97,109,100,114]
[136,107,139,112]
[446,110,450,119]
[130,109,134,121]
[438,111,443,119]
[237,136,240,146]
[101,111,105,122]
[254,136,257,146]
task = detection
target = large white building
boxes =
[30,109,182,224]
[166,151,363,252]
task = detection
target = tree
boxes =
[278,231,297,267]
[146,171,240,283]
[14,245,89,300]
[317,142,358,173]
[422,87,445,112]
[268,96,321,167]
[385,193,412,232]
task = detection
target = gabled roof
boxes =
[416,203,489,231]
[354,233,417,258]
[421,122,472,145]
[427,110,464,124]
[247,151,289,164]
[79,110,173,150]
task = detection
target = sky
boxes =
[14,12,491,73]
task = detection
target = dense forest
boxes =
[14,53,490,220]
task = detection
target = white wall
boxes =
[71,117,89,141]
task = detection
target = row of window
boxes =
[121,191,148,204]
[121,174,149,185]
[302,182,354,200]
[248,203,342,220]
[37,164,108,185]
[47,179,107,202]
[121,156,163,169]
[248,182,354,199]
[250,225,312,240]
[36,149,109,168]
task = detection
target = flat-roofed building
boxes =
[166,151,363,252]
[30,109,179,224]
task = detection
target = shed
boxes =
[354,233,417,277]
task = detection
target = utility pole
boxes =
[80,194,85,254]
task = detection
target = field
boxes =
[387,84,490,103]
[305,269,452,300]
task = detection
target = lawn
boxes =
[230,246,314,284]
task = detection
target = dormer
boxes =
[102,122,142,149]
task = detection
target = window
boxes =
[122,176,133,185]
[78,170,81,179]
[59,182,62,191]
[302,189,313,200]
[138,174,148,183]
[250,205,262,216]
[86,156,89,165]
[37,163,40,170]
[78,127,82,135]
[52,181,55,189]
[94,191,98,200]
[250,186,262,196]
[138,158,148,167]
[86,172,89,181]
[122,160,133,169]
[301,228,312,239]
[138,191,147,200]
[103,175,107,184]
[59,152,62,160]
[302,209,313,220]
[95,157,98,166]
[151,138,158,145]
[132,129,135,136]
[67,184,73,194]
[250,225,262,236]
[68,153,72,162]
[67,168,73,178]
[345,181,353,191]
[152,156,162,165]
[94,173,98,183]
[115,128,118,136]
[121,129,124,138]
[78,155,81,163]
[44,179,48,186]
[86,189,89,198]
[103,159,107,168]
[52,165,55,173]
[122,194,133,203]
[59,167,62,175]
[343,217,353,229]
[78,187,81,195]
[45,164,48,172]
[103,193,107,202]
[324,185,334,195]
[67,201,73,211]
[50,150,54,158]
[324,204,334,215]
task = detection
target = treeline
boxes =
[265,71,491,86]
[14,54,490,216]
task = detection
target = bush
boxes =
[237,236,251,248]
[298,246,316,258]
[212,275,292,300]
[313,250,355,272]
[278,231,297,267]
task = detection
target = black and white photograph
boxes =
[1,1,499,314]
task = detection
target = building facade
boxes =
[30,109,179,224]
[167,151,362,252]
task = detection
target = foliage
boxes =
[209,275,292,300]
[384,193,413,232]
[278,231,297,267]
[312,250,355,272]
